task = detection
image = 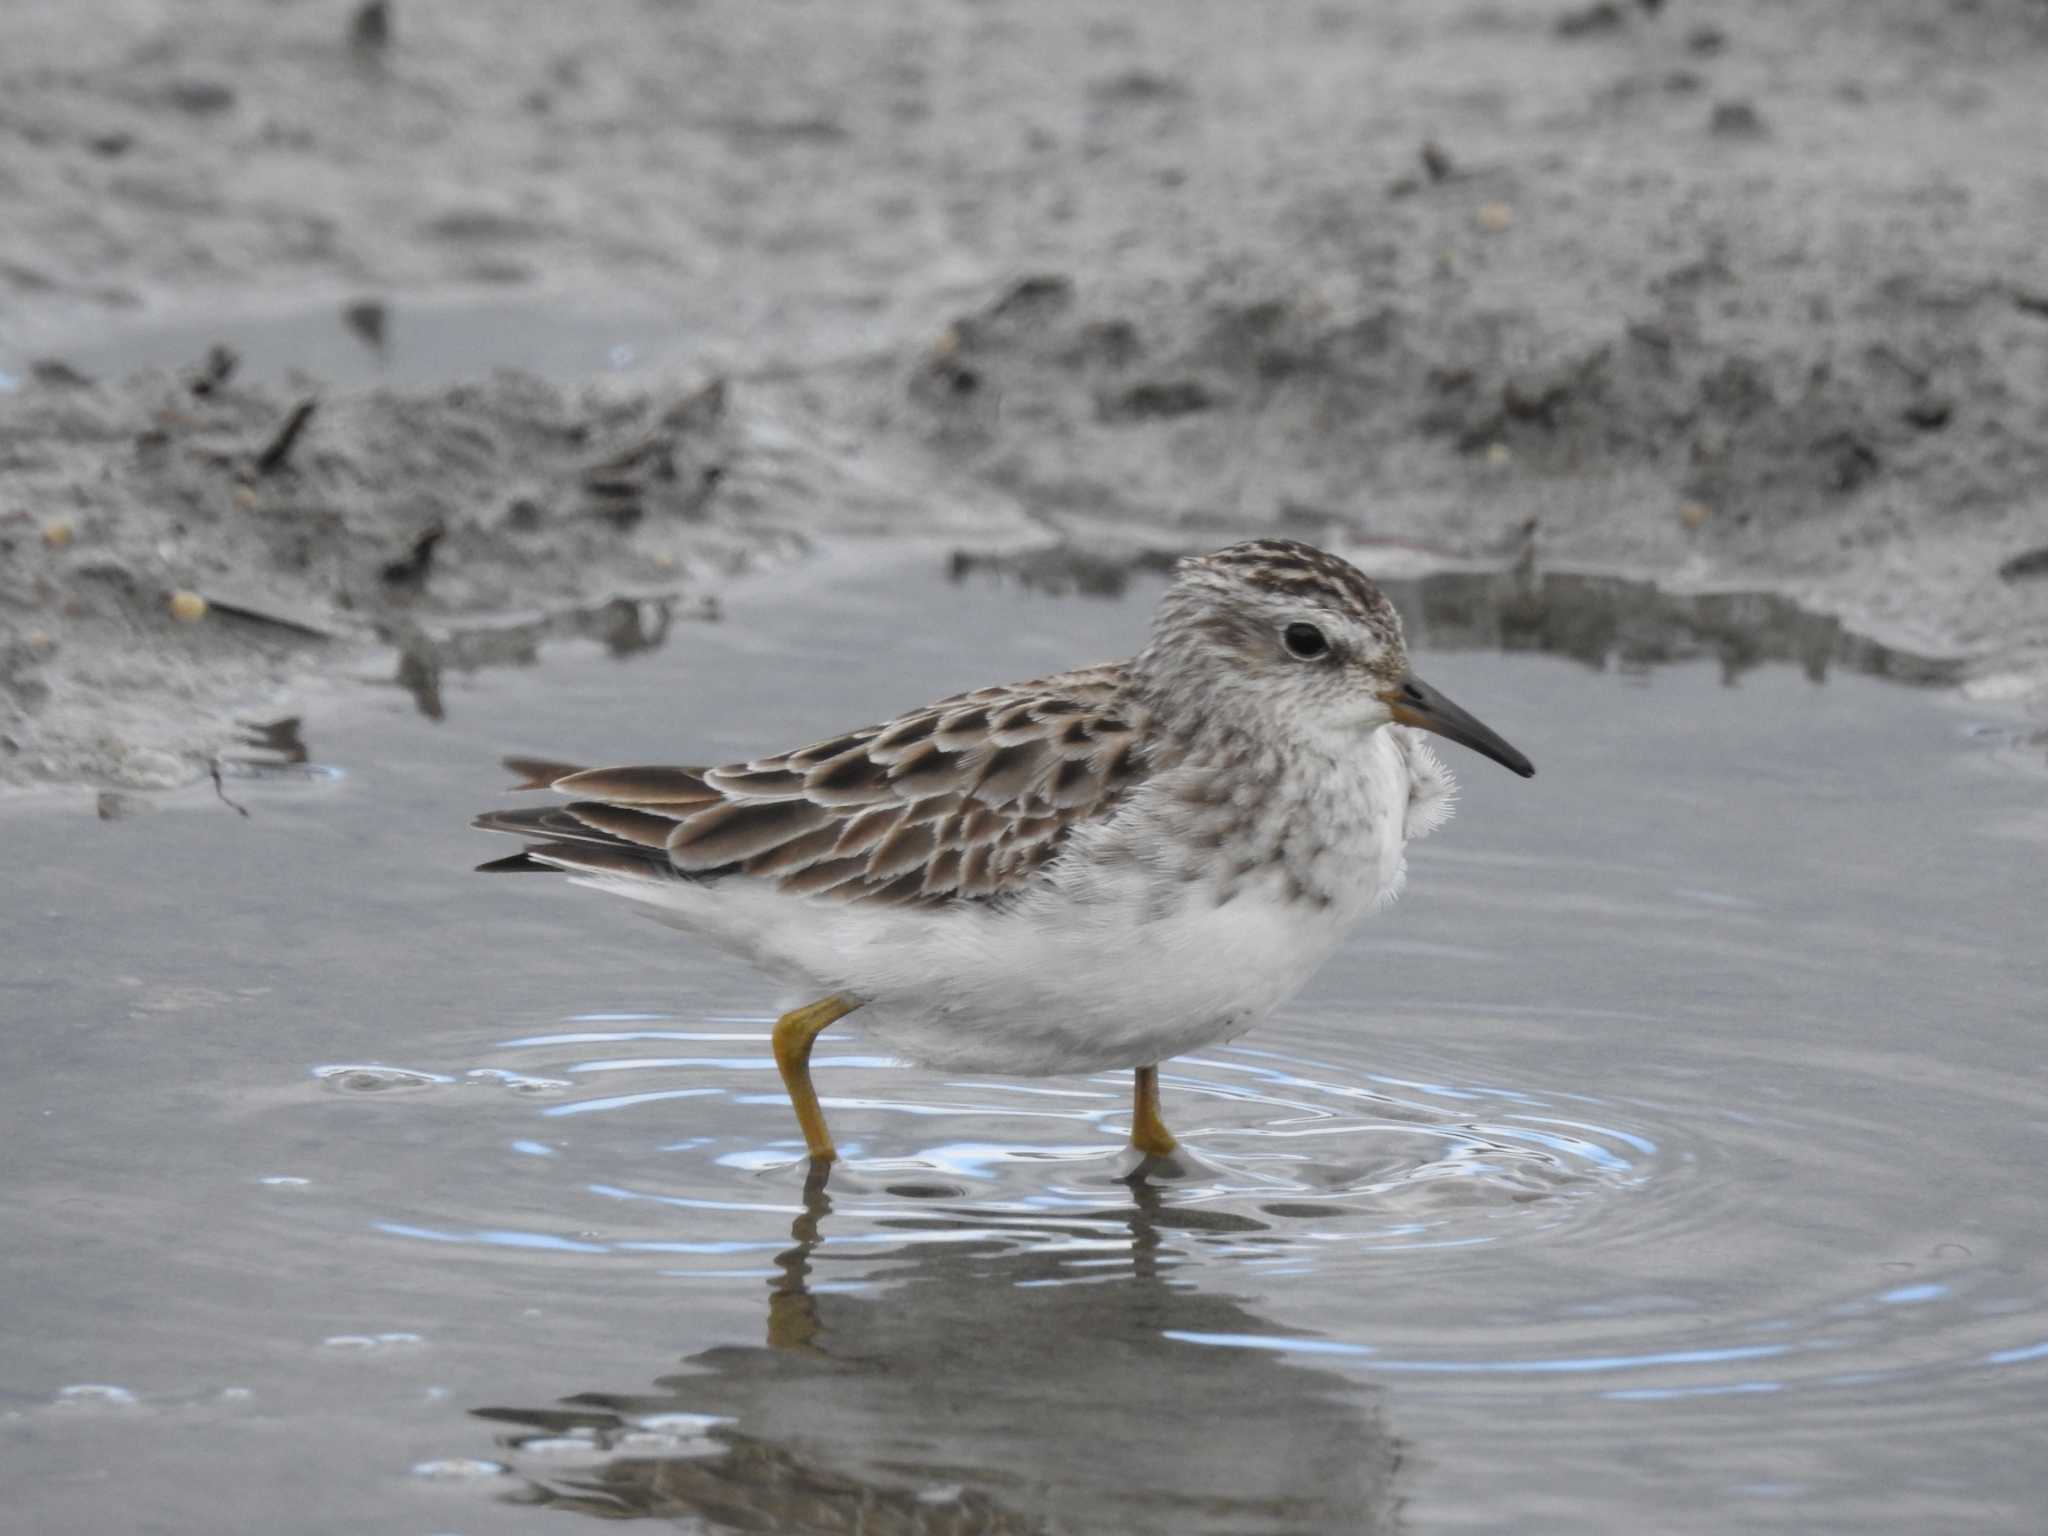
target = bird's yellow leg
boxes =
[1131,1064,1178,1157]
[772,994,862,1163]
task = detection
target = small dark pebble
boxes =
[342,299,387,349]
[1503,376,1571,425]
[1087,69,1188,105]
[1999,547,2048,583]
[1103,379,1217,420]
[1421,139,1455,182]
[1815,430,1879,493]
[382,526,444,587]
[932,358,980,396]
[1626,321,1674,353]
[163,80,236,116]
[30,359,93,388]
[585,493,645,530]
[984,273,1076,326]
[1902,398,1953,431]
[1709,100,1768,139]
[1687,24,1728,55]
[1555,1,1625,38]
[1066,318,1141,369]
[704,113,847,148]
[87,131,134,157]
[351,0,390,50]
[189,343,238,398]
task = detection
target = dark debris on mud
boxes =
[4,0,2048,786]
[0,364,762,785]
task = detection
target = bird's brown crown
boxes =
[1184,539,1405,652]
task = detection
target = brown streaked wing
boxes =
[474,661,1150,905]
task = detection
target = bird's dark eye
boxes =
[1283,622,1330,660]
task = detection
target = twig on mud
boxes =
[351,1,390,52]
[189,344,238,398]
[381,523,445,586]
[1999,546,2048,583]
[209,760,251,818]
[202,598,338,641]
[253,398,318,476]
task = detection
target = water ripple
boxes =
[283,1004,2048,1457]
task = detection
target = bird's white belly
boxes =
[575,725,1441,1076]
[836,867,1363,1073]
[826,730,1432,1073]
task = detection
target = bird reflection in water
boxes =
[472,1170,1403,1533]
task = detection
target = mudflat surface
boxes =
[3,0,2046,785]
[5,551,2047,1534]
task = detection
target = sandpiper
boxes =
[476,539,1533,1164]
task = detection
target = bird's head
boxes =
[1137,538,1534,777]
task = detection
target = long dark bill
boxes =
[1383,674,1535,778]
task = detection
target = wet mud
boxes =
[2,0,2046,787]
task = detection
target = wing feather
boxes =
[703,766,811,799]
[669,798,836,869]
[804,749,892,805]
[569,803,685,849]
[504,756,589,790]
[553,765,720,807]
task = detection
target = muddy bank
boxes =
[3,366,738,785]
[2,0,2046,785]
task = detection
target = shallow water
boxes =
[5,546,2045,1534]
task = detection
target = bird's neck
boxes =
[1126,693,1401,912]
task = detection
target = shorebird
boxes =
[476,539,1533,1164]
